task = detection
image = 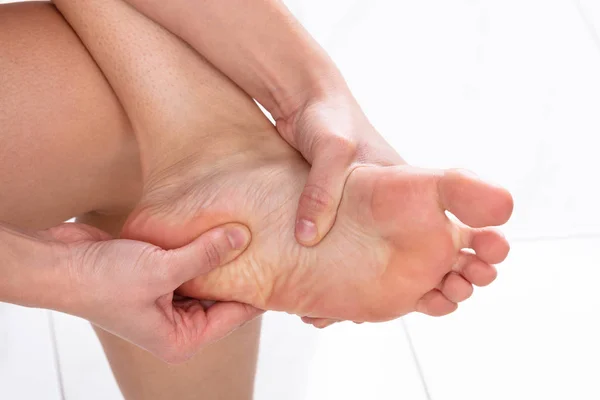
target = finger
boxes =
[150,300,262,364]
[166,223,251,286]
[199,302,264,344]
[295,142,356,247]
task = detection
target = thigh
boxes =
[0,1,140,229]
[0,3,260,399]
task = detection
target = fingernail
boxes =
[227,227,249,250]
[296,219,317,242]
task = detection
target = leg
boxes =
[78,213,261,400]
[0,3,260,399]
[53,0,512,324]
[0,1,139,229]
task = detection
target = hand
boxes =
[276,90,406,247]
[47,222,257,364]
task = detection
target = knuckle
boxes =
[325,135,359,163]
[299,184,336,214]
[142,247,170,277]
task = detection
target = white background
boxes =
[1,0,599,399]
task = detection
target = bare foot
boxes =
[123,146,512,322]
[60,0,513,323]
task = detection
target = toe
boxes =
[301,317,338,329]
[441,273,474,303]
[438,169,514,228]
[470,228,510,264]
[416,289,458,317]
[453,250,498,287]
[458,226,510,264]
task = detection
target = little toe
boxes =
[438,169,514,228]
[454,250,498,287]
[441,272,474,303]
[416,289,458,317]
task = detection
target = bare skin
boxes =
[0,3,259,399]
[54,0,513,324]
[121,0,407,248]
[0,1,139,230]
[1,2,513,399]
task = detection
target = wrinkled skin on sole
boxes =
[123,150,513,322]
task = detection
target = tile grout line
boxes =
[401,319,432,400]
[47,311,66,400]
[572,0,600,56]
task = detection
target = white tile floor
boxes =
[1,0,600,398]
[405,237,600,400]
[0,307,62,399]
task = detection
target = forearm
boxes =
[54,0,277,177]
[0,1,142,311]
[0,224,65,310]
[122,0,347,120]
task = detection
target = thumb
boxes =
[295,147,354,247]
[166,223,251,286]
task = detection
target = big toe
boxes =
[439,169,513,228]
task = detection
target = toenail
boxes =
[296,219,318,242]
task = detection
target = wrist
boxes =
[278,81,359,141]
[41,242,81,314]
[0,225,68,310]
[271,60,349,122]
